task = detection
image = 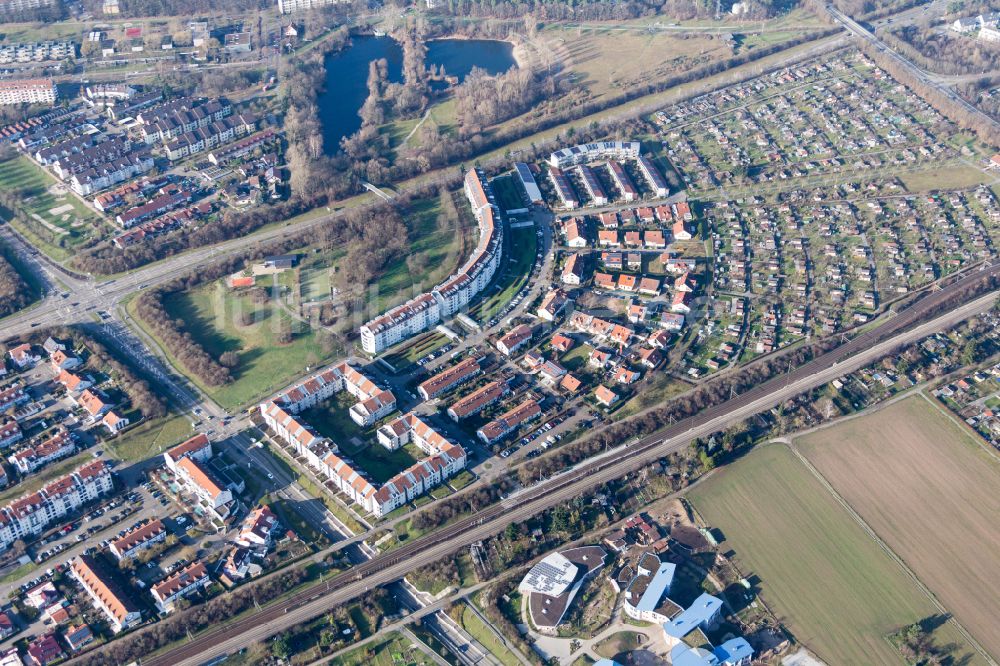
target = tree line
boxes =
[0,246,34,319]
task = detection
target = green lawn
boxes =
[370,194,471,315]
[469,226,536,322]
[105,413,194,463]
[491,175,527,213]
[341,440,422,484]
[157,281,338,410]
[689,444,972,666]
[300,392,372,447]
[448,470,475,491]
[0,156,105,261]
[898,164,991,192]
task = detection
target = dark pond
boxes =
[317,36,516,153]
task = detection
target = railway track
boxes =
[127,262,999,666]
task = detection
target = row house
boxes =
[208,128,277,165]
[150,561,210,613]
[70,555,141,633]
[607,160,638,201]
[112,202,210,248]
[477,399,542,445]
[418,358,481,400]
[0,422,22,448]
[114,189,193,228]
[446,380,510,421]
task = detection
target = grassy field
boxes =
[689,444,982,666]
[159,280,336,410]
[369,194,472,315]
[0,156,104,261]
[545,26,731,103]
[798,396,1000,661]
[898,164,992,192]
[105,413,194,463]
[340,440,422,484]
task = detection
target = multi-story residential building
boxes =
[67,151,155,196]
[265,361,396,428]
[174,457,233,515]
[0,382,29,413]
[0,422,22,449]
[637,154,669,198]
[150,561,210,613]
[359,169,503,353]
[0,0,59,14]
[0,79,56,106]
[277,0,339,13]
[496,325,533,356]
[109,519,166,561]
[236,505,279,548]
[137,98,232,144]
[163,113,256,161]
[163,433,212,473]
[548,141,641,169]
[0,41,74,64]
[8,428,75,475]
[70,555,141,633]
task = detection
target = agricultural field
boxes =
[688,444,984,666]
[0,156,105,261]
[798,395,1000,661]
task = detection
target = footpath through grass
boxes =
[689,444,977,665]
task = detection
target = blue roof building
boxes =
[662,593,724,640]
[670,644,719,666]
[623,553,678,623]
[713,638,754,666]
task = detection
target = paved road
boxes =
[130,262,1000,666]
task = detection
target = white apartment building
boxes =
[548,141,641,169]
[359,169,503,353]
[0,79,56,106]
[277,0,340,14]
[0,461,112,550]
